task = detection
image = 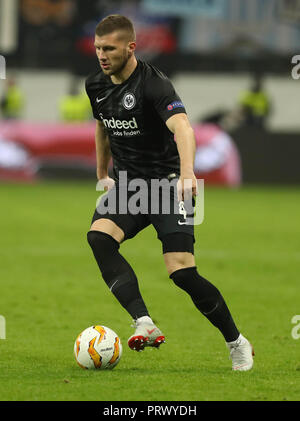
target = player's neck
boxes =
[110,56,137,85]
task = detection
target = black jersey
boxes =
[85,60,186,181]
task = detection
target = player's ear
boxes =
[128,41,136,54]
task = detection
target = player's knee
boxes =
[87,230,123,281]
[164,254,194,275]
[162,233,195,274]
[87,230,120,256]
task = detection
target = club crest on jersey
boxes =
[122,92,136,110]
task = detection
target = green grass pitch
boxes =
[0,181,299,401]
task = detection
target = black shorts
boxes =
[91,180,195,245]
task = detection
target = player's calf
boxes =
[87,230,149,319]
[170,266,240,343]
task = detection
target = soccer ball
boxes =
[74,325,122,370]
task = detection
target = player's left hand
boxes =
[177,172,198,202]
[97,176,115,193]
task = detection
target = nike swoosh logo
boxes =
[96,96,106,103]
[178,220,188,225]
[147,328,156,335]
[202,302,219,315]
[109,280,118,292]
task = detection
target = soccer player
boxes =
[85,15,254,371]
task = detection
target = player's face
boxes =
[94,32,135,77]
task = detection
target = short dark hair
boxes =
[95,15,136,42]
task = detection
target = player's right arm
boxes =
[95,120,114,189]
[85,73,114,187]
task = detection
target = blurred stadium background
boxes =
[1,0,300,184]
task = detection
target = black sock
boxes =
[87,231,149,320]
[170,267,240,342]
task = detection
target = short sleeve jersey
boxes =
[85,60,186,181]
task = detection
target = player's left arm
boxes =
[166,113,198,201]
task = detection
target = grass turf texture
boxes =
[0,181,299,401]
